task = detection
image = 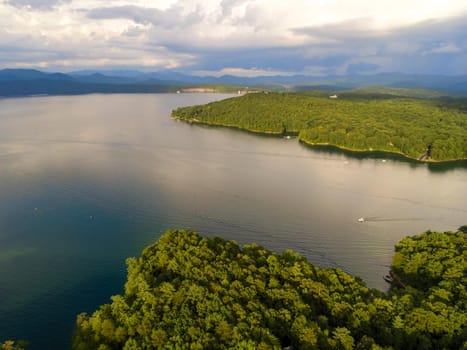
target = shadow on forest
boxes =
[299,142,467,173]
[183,120,467,173]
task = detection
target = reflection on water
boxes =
[0,94,466,349]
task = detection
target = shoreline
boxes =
[172,116,288,136]
[173,115,467,164]
[298,139,467,164]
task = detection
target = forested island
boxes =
[72,228,466,350]
[171,92,467,162]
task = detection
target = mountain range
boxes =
[1,68,466,97]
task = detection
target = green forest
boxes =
[72,228,466,350]
[171,92,467,162]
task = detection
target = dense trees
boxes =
[73,228,466,349]
[389,230,466,349]
[171,92,467,161]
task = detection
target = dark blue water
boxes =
[0,94,466,349]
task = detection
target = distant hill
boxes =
[0,68,72,81]
[0,69,177,96]
[1,68,467,97]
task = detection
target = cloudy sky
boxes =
[0,0,466,76]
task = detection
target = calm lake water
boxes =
[0,94,466,349]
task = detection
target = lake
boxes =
[0,94,466,349]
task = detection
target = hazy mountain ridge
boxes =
[1,68,466,97]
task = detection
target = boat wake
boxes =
[358,217,424,223]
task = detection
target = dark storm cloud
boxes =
[145,8,467,74]
[293,15,467,60]
[154,14,466,75]
[161,44,348,76]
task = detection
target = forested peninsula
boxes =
[72,228,466,350]
[171,92,467,162]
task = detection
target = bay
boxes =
[0,94,465,349]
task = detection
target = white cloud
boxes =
[427,43,462,54]
[5,0,71,11]
[0,0,466,74]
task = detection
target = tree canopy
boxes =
[171,92,467,162]
[73,228,466,350]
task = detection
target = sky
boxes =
[0,0,466,76]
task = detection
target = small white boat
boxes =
[358,217,365,222]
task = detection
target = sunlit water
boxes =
[0,94,466,349]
